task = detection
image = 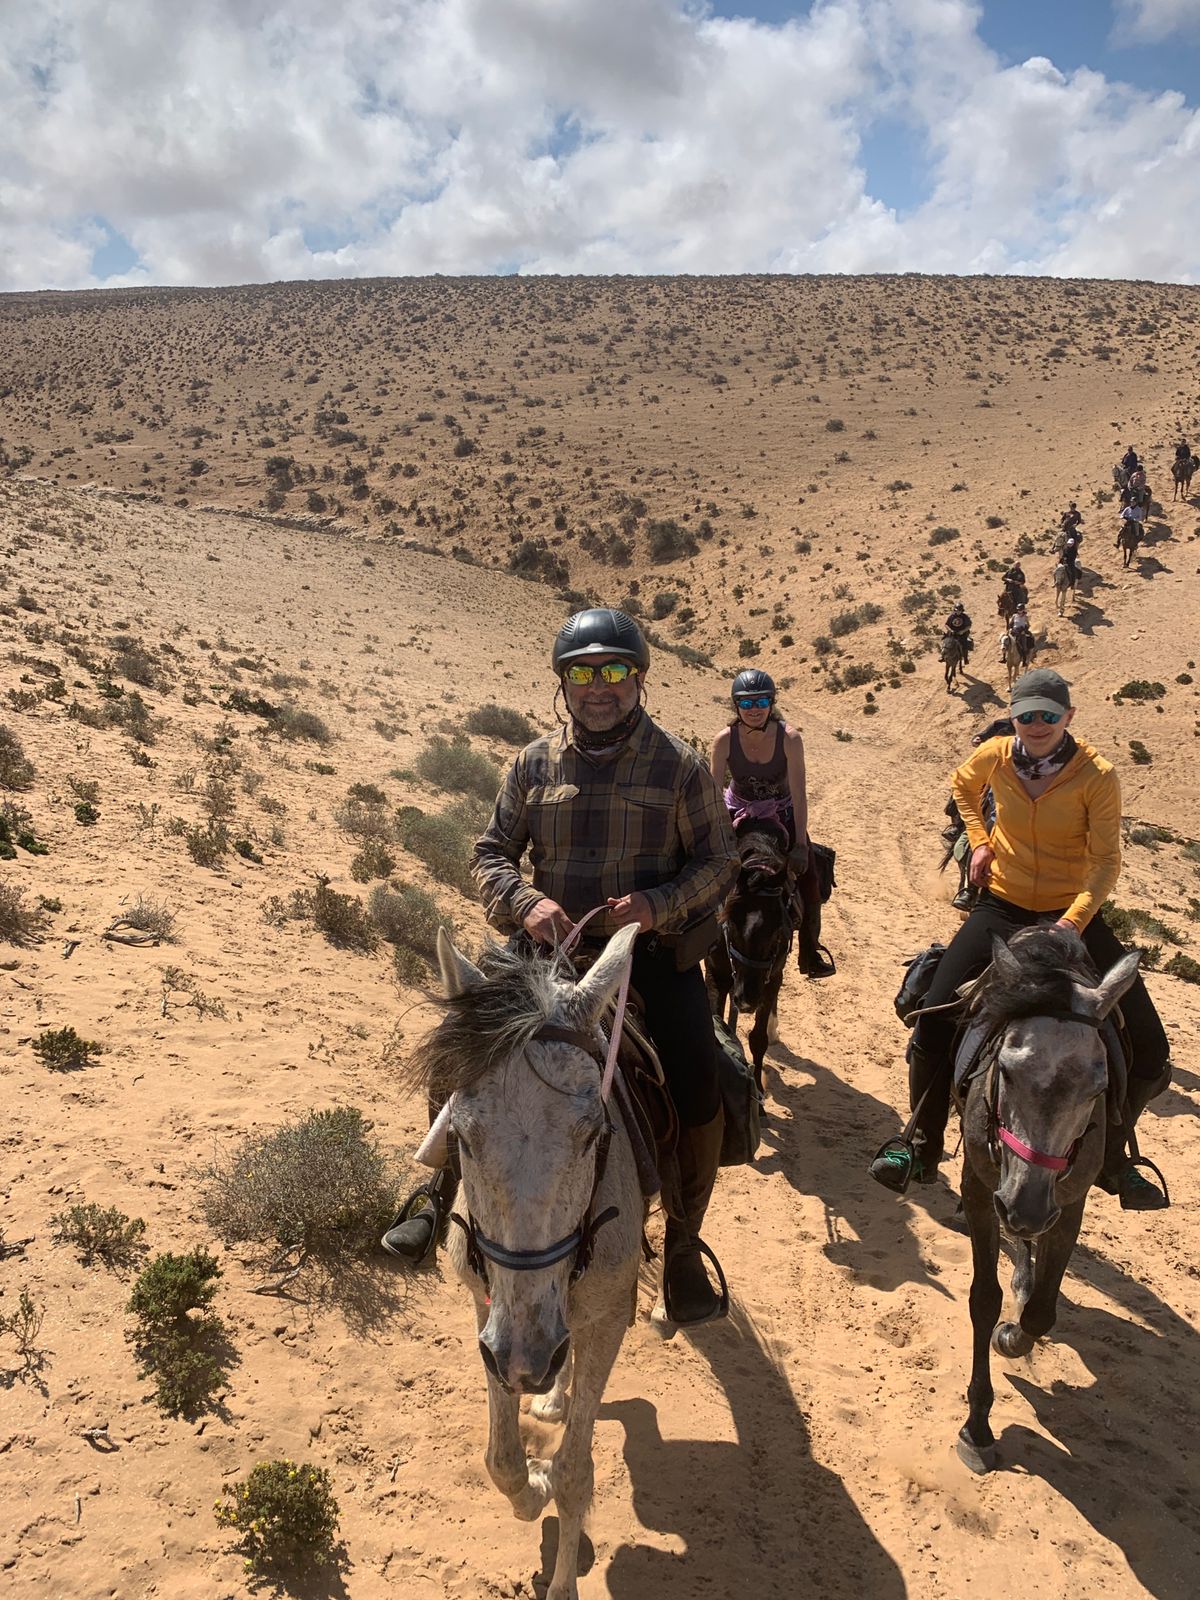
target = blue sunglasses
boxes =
[1015,710,1063,726]
[736,695,774,710]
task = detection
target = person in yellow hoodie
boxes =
[871,668,1170,1207]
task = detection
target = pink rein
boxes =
[560,905,633,1104]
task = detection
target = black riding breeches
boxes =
[909,891,1170,1156]
[632,940,722,1128]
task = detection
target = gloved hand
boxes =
[787,841,809,876]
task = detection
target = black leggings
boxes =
[633,940,722,1128]
[910,891,1170,1158]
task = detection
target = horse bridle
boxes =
[449,1022,620,1292]
[983,1009,1104,1173]
[723,858,793,973]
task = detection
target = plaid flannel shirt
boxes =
[472,712,738,938]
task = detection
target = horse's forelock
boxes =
[973,926,1098,1030]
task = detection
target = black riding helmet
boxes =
[731,668,776,702]
[551,607,650,673]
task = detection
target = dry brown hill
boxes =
[1,275,1198,1600]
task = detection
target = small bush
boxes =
[842,662,877,689]
[465,704,536,745]
[334,794,392,840]
[123,896,178,942]
[33,1026,102,1071]
[1116,680,1166,703]
[199,1106,401,1259]
[0,1289,46,1367]
[1101,902,1182,946]
[185,821,229,867]
[347,781,387,806]
[275,705,333,745]
[214,1460,340,1578]
[369,882,448,981]
[737,638,761,658]
[646,520,698,563]
[127,1249,230,1416]
[0,882,48,945]
[985,515,1005,529]
[825,418,845,432]
[1163,952,1200,984]
[1129,740,1152,766]
[53,1203,147,1268]
[415,736,499,803]
[929,525,961,545]
[350,838,395,882]
[0,725,35,790]
[74,800,100,826]
[397,799,486,895]
[310,878,377,951]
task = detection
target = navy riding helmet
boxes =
[731,669,776,703]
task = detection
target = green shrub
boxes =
[123,896,178,942]
[929,525,960,545]
[368,882,449,981]
[465,704,536,745]
[74,800,100,826]
[52,1203,147,1268]
[842,662,876,688]
[214,1460,340,1577]
[1129,740,1152,766]
[1116,680,1166,703]
[347,781,387,806]
[350,838,395,882]
[127,1248,230,1416]
[310,878,377,951]
[0,882,48,945]
[185,821,229,867]
[233,838,263,863]
[223,688,279,720]
[1163,952,1200,984]
[33,1026,102,1071]
[275,705,333,744]
[737,638,761,658]
[1101,902,1182,946]
[397,799,486,894]
[415,735,499,802]
[199,1106,400,1259]
[334,794,392,839]
[0,725,35,790]
[646,520,698,563]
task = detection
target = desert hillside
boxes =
[1,276,1198,1600]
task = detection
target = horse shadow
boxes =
[755,1041,955,1299]
[597,1305,906,1600]
[1070,601,1112,636]
[1135,555,1170,578]
[958,678,1005,717]
[1142,521,1173,547]
[988,1243,1200,1600]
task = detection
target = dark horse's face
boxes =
[725,829,791,1012]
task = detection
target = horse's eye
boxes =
[453,1130,473,1160]
[581,1127,600,1152]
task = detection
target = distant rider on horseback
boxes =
[1008,603,1032,664]
[711,670,835,978]
[1175,438,1192,463]
[1121,445,1140,475]
[945,601,973,665]
[1059,503,1083,539]
[384,608,739,1327]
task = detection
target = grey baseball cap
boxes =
[1010,668,1072,717]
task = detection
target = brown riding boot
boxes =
[662,1111,728,1325]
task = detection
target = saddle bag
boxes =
[713,1016,761,1167]
[893,943,947,1026]
[656,910,720,973]
[811,841,837,903]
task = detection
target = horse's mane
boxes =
[970,926,1099,1031]
[405,942,574,1096]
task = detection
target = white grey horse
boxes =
[418,924,642,1600]
[1052,561,1075,615]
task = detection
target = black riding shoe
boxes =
[662,1222,729,1326]
[381,1168,457,1265]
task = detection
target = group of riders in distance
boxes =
[939,437,1197,690]
[363,437,1187,1584]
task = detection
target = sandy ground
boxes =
[1,275,1198,1599]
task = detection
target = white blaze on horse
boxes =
[412,925,643,1600]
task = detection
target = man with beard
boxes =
[384,608,739,1326]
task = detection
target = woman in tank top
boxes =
[709,669,834,977]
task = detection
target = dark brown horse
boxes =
[1171,455,1197,500]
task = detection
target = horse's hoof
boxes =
[991,1322,1034,1359]
[530,1390,569,1424]
[956,1427,997,1475]
[512,1459,554,1521]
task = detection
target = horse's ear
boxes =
[569,923,639,1027]
[437,926,485,997]
[1075,949,1140,1023]
[989,933,1022,983]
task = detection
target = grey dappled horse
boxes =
[415,925,643,1600]
[1053,561,1075,615]
[955,928,1140,1475]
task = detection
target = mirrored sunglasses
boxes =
[736,695,774,710]
[1015,709,1063,726]
[563,660,637,686]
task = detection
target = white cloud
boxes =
[1114,0,1200,41]
[0,0,1197,289]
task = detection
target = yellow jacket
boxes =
[951,736,1121,931]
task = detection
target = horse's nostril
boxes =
[546,1335,570,1383]
[478,1338,504,1384]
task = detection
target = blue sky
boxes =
[3,0,1199,291]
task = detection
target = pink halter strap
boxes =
[996,1123,1072,1173]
